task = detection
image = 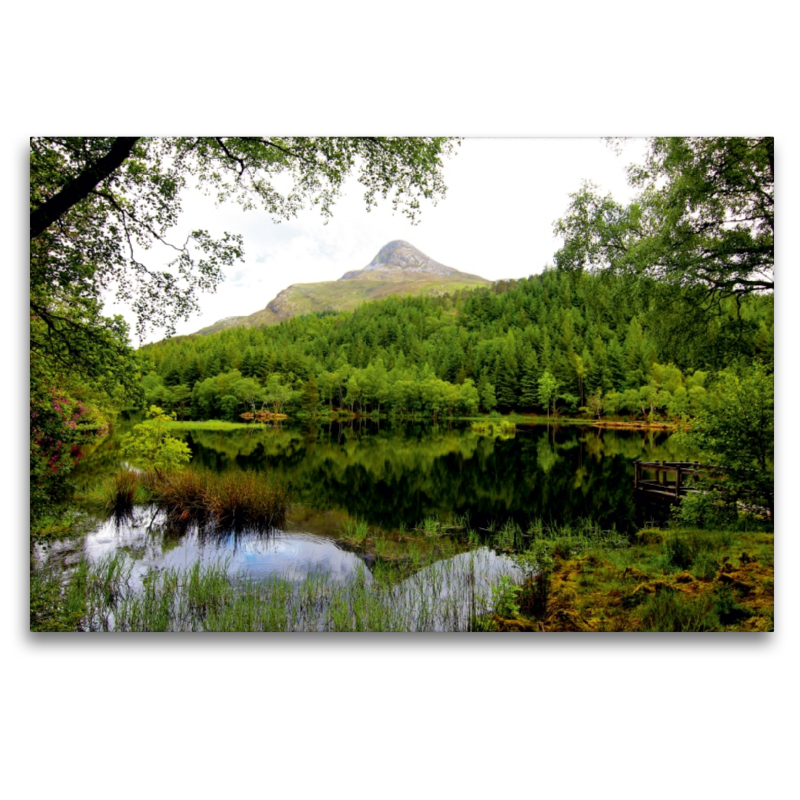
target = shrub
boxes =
[120,406,192,474]
[492,576,522,618]
[663,534,694,570]
[674,492,738,530]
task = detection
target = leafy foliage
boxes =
[30,137,459,341]
[30,382,110,525]
[120,406,192,474]
[30,136,458,519]
[554,137,773,303]
[675,362,774,520]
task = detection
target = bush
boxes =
[120,406,192,474]
[675,363,773,521]
[674,492,738,530]
[663,534,694,570]
[492,576,522,618]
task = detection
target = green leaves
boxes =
[537,370,559,418]
[120,406,192,474]
[554,138,774,302]
[675,362,773,518]
[30,136,459,343]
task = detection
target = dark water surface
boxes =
[178,420,689,532]
[78,419,692,531]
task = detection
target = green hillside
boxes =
[196,240,491,334]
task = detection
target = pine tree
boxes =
[519,349,541,409]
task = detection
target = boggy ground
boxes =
[491,527,774,632]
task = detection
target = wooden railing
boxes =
[633,461,720,503]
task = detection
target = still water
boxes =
[58,420,690,581]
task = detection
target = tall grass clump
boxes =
[81,469,148,517]
[148,468,289,530]
[341,517,370,544]
[204,471,289,529]
[147,468,208,522]
[660,530,728,575]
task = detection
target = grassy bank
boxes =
[30,549,512,632]
[161,420,269,431]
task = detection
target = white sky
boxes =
[114,137,649,343]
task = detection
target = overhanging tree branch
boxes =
[30,136,140,240]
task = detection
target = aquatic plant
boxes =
[82,469,145,516]
[341,517,370,544]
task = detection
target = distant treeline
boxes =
[138,269,773,422]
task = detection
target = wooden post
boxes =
[675,464,681,500]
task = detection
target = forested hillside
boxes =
[138,267,773,422]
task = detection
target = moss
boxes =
[511,527,774,632]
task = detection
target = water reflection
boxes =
[43,505,368,588]
[73,421,694,536]
[178,421,692,532]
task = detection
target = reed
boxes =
[340,517,370,544]
[203,471,289,529]
[148,468,289,530]
[32,547,518,632]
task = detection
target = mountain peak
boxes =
[194,241,490,335]
[340,241,457,280]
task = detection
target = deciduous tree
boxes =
[554,137,773,307]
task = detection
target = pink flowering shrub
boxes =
[30,385,110,523]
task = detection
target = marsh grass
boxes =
[479,517,628,558]
[340,517,370,544]
[145,468,288,530]
[660,530,731,574]
[81,467,289,531]
[31,547,518,632]
[203,471,289,529]
[81,469,149,517]
[638,589,719,632]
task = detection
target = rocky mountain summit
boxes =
[340,240,475,280]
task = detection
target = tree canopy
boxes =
[553,137,773,308]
